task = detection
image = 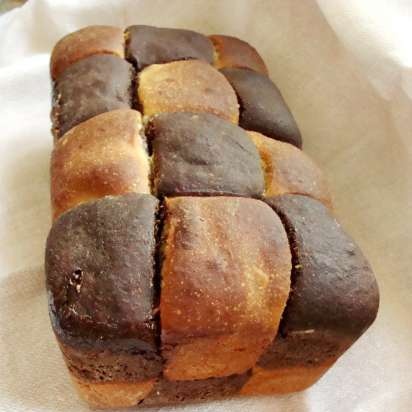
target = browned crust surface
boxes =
[70,374,155,409]
[160,196,291,381]
[142,372,251,406]
[138,60,239,123]
[52,55,134,138]
[221,67,302,147]
[248,131,332,208]
[46,25,380,409]
[126,25,213,70]
[261,195,379,370]
[266,195,379,339]
[210,34,268,74]
[148,112,264,198]
[240,362,333,395]
[51,109,150,219]
[50,25,124,80]
[46,194,160,351]
[58,340,162,384]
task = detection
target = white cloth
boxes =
[0,1,411,411]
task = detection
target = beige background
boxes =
[0,0,411,411]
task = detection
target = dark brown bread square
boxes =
[125,25,214,70]
[52,55,134,138]
[142,372,250,406]
[45,193,162,382]
[148,112,264,197]
[241,194,379,394]
[261,194,379,368]
[221,67,302,148]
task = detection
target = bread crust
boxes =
[210,34,268,74]
[260,195,379,374]
[126,25,213,70]
[46,25,380,408]
[52,55,134,138]
[50,25,124,80]
[148,112,264,197]
[160,197,291,380]
[221,67,302,147]
[248,131,332,207]
[70,374,155,409]
[46,193,161,355]
[138,60,239,123]
[51,109,150,219]
[240,363,333,395]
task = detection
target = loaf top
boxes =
[46,193,159,350]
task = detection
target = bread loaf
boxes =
[45,24,379,408]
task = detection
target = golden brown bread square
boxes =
[70,376,156,409]
[248,131,332,208]
[50,25,124,80]
[160,196,291,381]
[210,34,268,74]
[51,109,150,219]
[138,60,239,123]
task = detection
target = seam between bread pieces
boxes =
[267,206,300,340]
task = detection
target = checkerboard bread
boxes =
[46,25,380,408]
